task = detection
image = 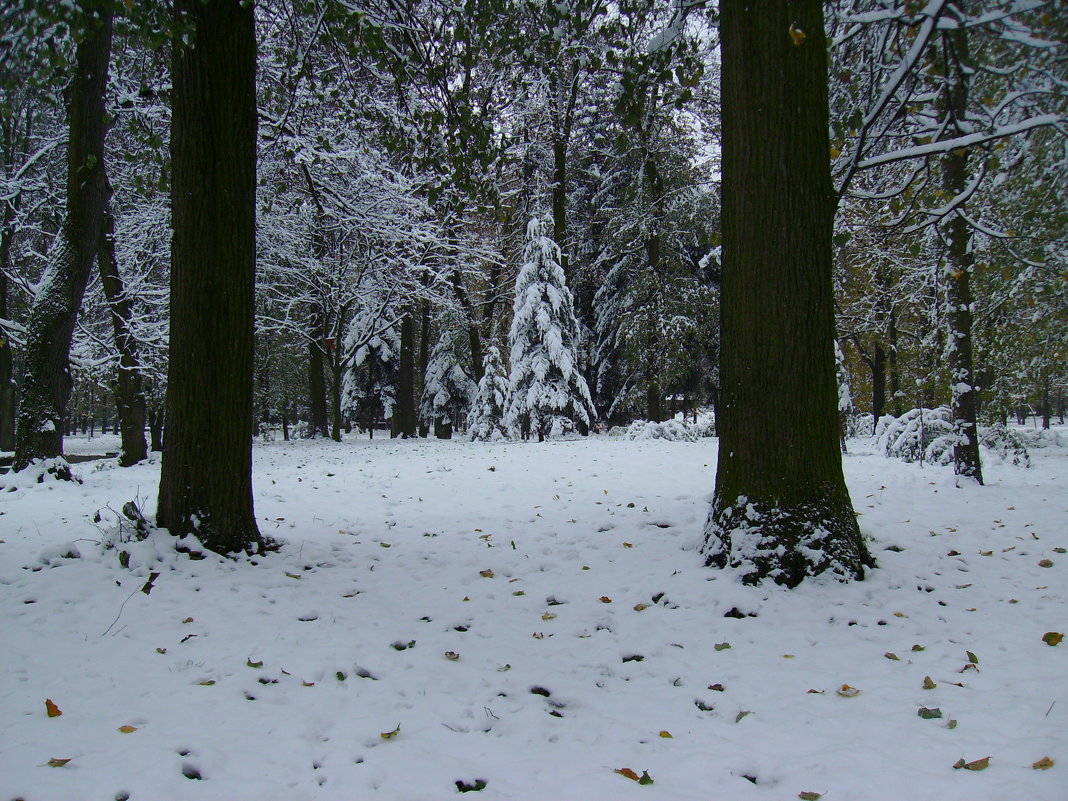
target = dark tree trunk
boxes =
[391,312,416,437]
[13,6,113,475]
[157,0,263,553]
[98,200,148,466]
[307,309,329,438]
[552,137,570,281]
[942,28,983,485]
[0,200,15,452]
[871,342,886,432]
[703,0,872,586]
[418,301,430,437]
[148,404,164,451]
[329,356,342,442]
[1040,376,1050,430]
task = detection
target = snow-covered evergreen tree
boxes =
[468,345,510,441]
[341,319,399,436]
[419,326,476,438]
[507,217,595,440]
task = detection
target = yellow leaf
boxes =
[198,680,215,686]
[659,730,672,738]
[1042,632,1063,646]
[633,603,648,612]
[541,612,556,621]
[953,756,990,771]
[45,699,62,718]
[479,569,494,578]
[923,676,937,690]
[182,617,194,624]
[380,723,400,740]
[47,758,71,767]
[118,725,138,733]
[789,22,807,46]
[837,684,860,698]
[1033,756,1055,770]
[783,654,795,659]
[615,768,641,781]
[623,542,633,548]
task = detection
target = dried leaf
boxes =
[714,642,731,651]
[156,647,167,655]
[479,569,494,578]
[923,676,937,690]
[799,793,822,800]
[735,709,752,723]
[615,768,640,782]
[659,730,672,738]
[639,771,654,785]
[623,542,633,548]
[783,654,795,659]
[837,684,860,698]
[1042,632,1063,646]
[885,652,900,661]
[247,658,263,668]
[182,617,193,624]
[708,683,725,692]
[198,680,215,686]
[947,719,957,729]
[1038,559,1053,568]
[45,699,62,718]
[912,644,925,652]
[917,707,942,719]
[1032,756,1054,770]
[444,651,460,661]
[380,723,401,740]
[789,22,807,45]
[953,756,989,771]
[541,612,556,621]
[633,603,648,612]
[302,681,315,687]
[599,596,612,603]
[47,758,71,767]
[118,725,138,733]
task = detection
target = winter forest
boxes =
[1,1,1066,799]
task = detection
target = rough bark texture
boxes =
[98,201,148,466]
[157,0,263,553]
[13,6,113,474]
[703,0,872,586]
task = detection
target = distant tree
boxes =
[469,344,510,441]
[156,0,264,553]
[420,323,476,439]
[703,1,873,586]
[506,217,595,440]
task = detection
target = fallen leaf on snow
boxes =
[659,730,672,738]
[118,725,138,733]
[1032,756,1054,770]
[836,684,860,698]
[47,758,71,767]
[380,723,401,740]
[714,642,731,651]
[923,676,937,690]
[1042,632,1063,646]
[798,793,822,800]
[953,756,989,771]
[479,569,494,578]
[599,596,612,603]
[615,768,641,781]
[444,651,460,661]
[45,699,62,718]
[633,603,648,611]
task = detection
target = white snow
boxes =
[1,430,1066,800]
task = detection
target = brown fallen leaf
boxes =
[380,723,400,740]
[799,793,822,801]
[479,569,494,578]
[615,768,641,782]
[923,676,937,690]
[836,684,860,698]
[953,756,990,771]
[1042,632,1063,646]
[633,603,649,612]
[117,725,138,733]
[45,699,62,718]
[1033,756,1055,770]
[599,596,612,603]
[47,758,71,767]
[444,651,460,661]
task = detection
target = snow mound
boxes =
[624,419,705,442]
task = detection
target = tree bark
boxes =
[391,312,417,437]
[97,198,148,466]
[942,27,983,485]
[0,197,15,453]
[13,5,113,475]
[157,0,263,553]
[307,308,329,438]
[703,0,872,586]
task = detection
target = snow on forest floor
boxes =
[1,431,1066,801]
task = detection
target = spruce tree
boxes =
[469,345,510,441]
[507,217,595,440]
[419,326,476,439]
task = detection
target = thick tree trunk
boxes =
[703,0,872,586]
[97,201,148,466]
[157,0,263,553]
[942,29,983,485]
[391,312,416,437]
[13,6,113,475]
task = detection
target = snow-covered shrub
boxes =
[979,422,1031,467]
[469,346,511,441]
[625,419,702,442]
[506,217,595,440]
[875,407,956,464]
[1015,427,1065,449]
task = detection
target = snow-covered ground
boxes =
[1,431,1065,800]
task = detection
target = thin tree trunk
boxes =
[157,0,263,553]
[871,342,886,431]
[392,312,416,437]
[97,199,148,466]
[703,0,872,586]
[418,301,430,437]
[0,201,15,452]
[14,6,113,475]
[307,308,329,438]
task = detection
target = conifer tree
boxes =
[469,345,510,441]
[419,326,476,439]
[507,217,595,440]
